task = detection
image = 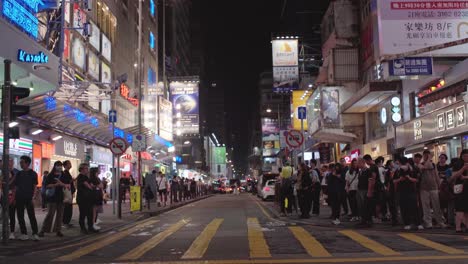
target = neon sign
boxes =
[63,104,99,127]
[120,83,139,107]
[149,31,155,49]
[2,0,42,38]
[149,0,155,17]
[17,49,49,63]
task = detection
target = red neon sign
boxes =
[120,83,139,107]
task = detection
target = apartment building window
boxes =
[96,0,117,42]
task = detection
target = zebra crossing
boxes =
[53,217,468,262]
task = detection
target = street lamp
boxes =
[266,108,272,113]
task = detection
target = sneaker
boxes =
[32,234,40,241]
[93,224,101,231]
[9,233,15,240]
[404,225,411,230]
[332,219,341,225]
[417,225,424,230]
[95,218,102,225]
[19,234,29,241]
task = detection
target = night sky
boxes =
[195,0,329,173]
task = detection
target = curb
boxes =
[257,197,464,236]
[2,194,214,256]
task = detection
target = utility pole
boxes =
[2,60,12,245]
[137,0,143,212]
[162,0,167,95]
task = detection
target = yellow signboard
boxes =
[292,90,309,130]
[130,186,141,212]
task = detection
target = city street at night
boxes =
[2,194,468,264]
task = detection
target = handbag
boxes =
[45,188,55,198]
[454,184,464,194]
[63,188,73,204]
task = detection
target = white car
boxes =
[261,180,276,200]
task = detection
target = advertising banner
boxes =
[292,90,309,130]
[261,118,280,156]
[389,57,433,76]
[89,22,100,52]
[273,66,299,92]
[71,37,86,70]
[214,147,226,164]
[158,96,173,141]
[88,51,100,80]
[130,186,141,212]
[63,30,70,59]
[377,0,468,56]
[101,62,111,84]
[321,88,340,125]
[272,39,299,66]
[170,82,199,134]
[73,3,86,36]
[261,118,279,136]
[102,33,112,62]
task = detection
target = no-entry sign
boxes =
[109,137,128,155]
[285,130,304,149]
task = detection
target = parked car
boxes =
[261,179,276,200]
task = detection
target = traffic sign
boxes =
[132,134,147,152]
[285,130,304,148]
[109,137,128,155]
[108,110,117,123]
[298,106,307,120]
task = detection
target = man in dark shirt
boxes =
[62,160,75,227]
[15,156,39,241]
[356,155,378,227]
[76,163,97,234]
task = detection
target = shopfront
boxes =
[51,136,85,177]
[0,133,33,170]
[396,100,467,161]
[89,145,113,182]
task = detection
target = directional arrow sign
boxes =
[298,106,307,120]
[109,110,117,123]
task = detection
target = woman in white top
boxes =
[157,172,168,206]
[345,159,360,221]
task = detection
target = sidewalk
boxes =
[0,194,213,254]
[260,196,461,235]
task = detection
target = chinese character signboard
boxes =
[1,0,43,39]
[120,83,138,106]
[272,39,299,92]
[158,96,173,141]
[377,0,468,56]
[170,81,199,134]
[389,57,433,76]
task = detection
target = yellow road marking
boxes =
[114,254,468,264]
[339,230,401,256]
[182,218,224,259]
[289,226,331,257]
[118,218,190,260]
[399,233,465,254]
[247,217,271,258]
[53,219,159,261]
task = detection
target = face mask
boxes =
[56,166,63,172]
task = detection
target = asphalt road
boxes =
[4,194,468,264]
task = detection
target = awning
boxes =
[312,128,357,143]
[20,96,113,146]
[342,80,402,113]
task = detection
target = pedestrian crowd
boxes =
[278,149,468,232]
[143,170,208,208]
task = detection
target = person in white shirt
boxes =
[157,172,168,206]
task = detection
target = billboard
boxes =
[377,0,468,56]
[170,82,199,134]
[272,39,299,92]
[261,118,280,156]
[292,90,309,130]
[158,96,173,141]
[214,147,226,164]
[272,39,299,66]
[321,88,340,125]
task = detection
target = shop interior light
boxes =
[31,128,43,135]
[266,108,272,113]
[184,141,190,145]
[308,84,313,88]
[168,146,175,152]
[12,80,18,86]
[9,121,18,128]
[52,135,62,141]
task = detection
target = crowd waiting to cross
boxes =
[277,150,468,232]
[0,156,209,241]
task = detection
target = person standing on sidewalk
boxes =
[329,163,344,225]
[76,163,98,234]
[417,150,446,229]
[356,157,376,228]
[15,156,40,241]
[345,159,359,222]
[309,160,321,216]
[40,170,49,211]
[279,164,293,216]
[297,163,313,219]
[6,159,18,240]
[39,161,68,238]
[171,175,179,203]
[157,172,168,206]
[62,160,75,228]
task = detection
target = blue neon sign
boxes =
[149,0,155,17]
[2,0,42,39]
[148,67,156,85]
[44,96,56,111]
[149,32,155,49]
[126,133,133,144]
[63,104,99,127]
[18,49,49,63]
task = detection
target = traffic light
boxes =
[10,85,30,121]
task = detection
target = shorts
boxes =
[158,189,167,195]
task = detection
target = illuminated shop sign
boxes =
[17,49,49,63]
[2,0,42,38]
[120,83,139,106]
[63,104,99,127]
